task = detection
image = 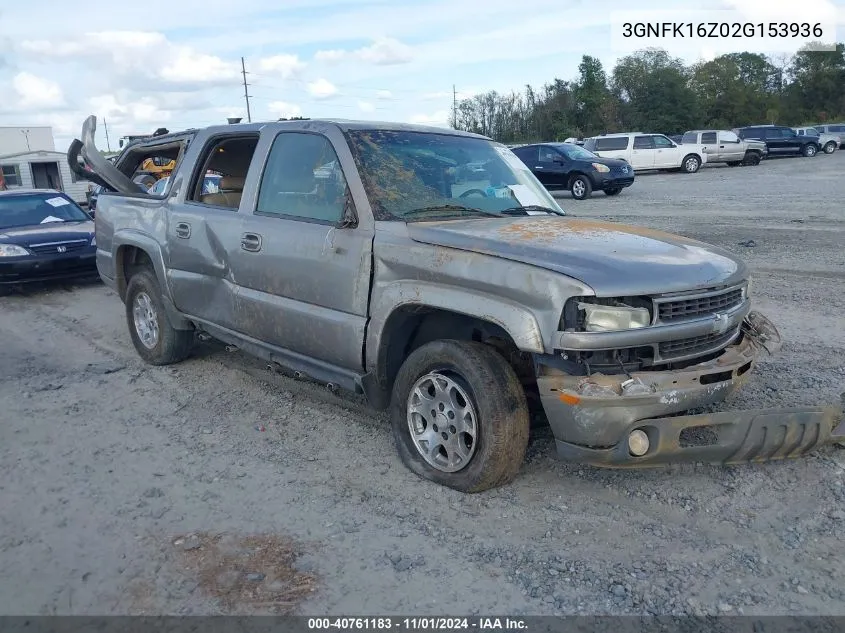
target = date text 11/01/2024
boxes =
[621,22,825,38]
[308,618,528,630]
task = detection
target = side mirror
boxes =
[337,189,358,228]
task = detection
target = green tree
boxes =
[572,56,610,136]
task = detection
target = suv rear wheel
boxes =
[823,141,837,154]
[390,340,529,493]
[125,269,194,365]
[802,143,818,157]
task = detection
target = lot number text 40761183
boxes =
[307,618,528,630]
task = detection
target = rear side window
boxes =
[633,136,654,149]
[682,132,698,144]
[701,132,717,144]
[594,137,629,151]
[538,146,561,163]
[831,125,845,132]
[511,146,538,163]
[742,128,764,139]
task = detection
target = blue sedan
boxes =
[0,189,98,293]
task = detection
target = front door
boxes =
[230,130,374,371]
[717,131,744,161]
[630,136,656,169]
[652,135,678,168]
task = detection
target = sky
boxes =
[0,0,843,151]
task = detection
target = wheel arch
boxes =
[364,285,544,409]
[113,233,192,330]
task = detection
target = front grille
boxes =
[658,328,739,358]
[29,240,89,255]
[657,286,743,321]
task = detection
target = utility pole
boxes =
[21,129,31,151]
[241,57,252,123]
[103,118,112,152]
[452,84,458,128]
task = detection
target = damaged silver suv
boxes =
[68,115,843,493]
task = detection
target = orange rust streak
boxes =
[559,392,581,405]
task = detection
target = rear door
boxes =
[535,145,570,189]
[698,131,719,160]
[631,135,656,169]
[229,129,374,371]
[166,133,259,331]
[763,128,786,153]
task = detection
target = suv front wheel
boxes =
[390,340,529,493]
[682,154,702,173]
[125,269,194,365]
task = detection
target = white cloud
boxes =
[307,78,339,99]
[258,54,306,78]
[20,31,240,86]
[357,100,375,113]
[268,101,303,119]
[12,72,65,110]
[409,110,450,127]
[376,90,393,100]
[88,94,172,125]
[315,37,413,66]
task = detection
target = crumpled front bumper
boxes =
[537,311,845,467]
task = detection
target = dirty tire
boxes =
[604,187,622,196]
[569,175,592,200]
[802,144,818,157]
[823,141,837,154]
[125,269,193,365]
[743,152,762,166]
[682,154,701,173]
[390,340,529,493]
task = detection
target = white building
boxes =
[0,150,90,205]
[0,126,55,154]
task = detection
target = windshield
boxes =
[346,130,564,220]
[558,144,599,161]
[0,193,90,229]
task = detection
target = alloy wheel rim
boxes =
[407,372,478,473]
[132,292,159,349]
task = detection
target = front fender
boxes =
[365,280,545,376]
[112,231,191,330]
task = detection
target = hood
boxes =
[406,216,747,297]
[0,220,95,247]
[580,156,630,169]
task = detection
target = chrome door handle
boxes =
[241,233,262,252]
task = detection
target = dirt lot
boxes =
[1,152,844,617]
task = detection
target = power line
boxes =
[103,118,112,153]
[241,57,253,123]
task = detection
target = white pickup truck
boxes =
[583,133,707,173]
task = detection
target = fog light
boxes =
[628,429,650,456]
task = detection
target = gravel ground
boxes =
[1,152,844,617]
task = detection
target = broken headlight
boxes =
[577,302,650,332]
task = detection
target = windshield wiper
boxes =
[499,205,566,216]
[402,205,500,220]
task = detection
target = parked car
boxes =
[681,130,767,166]
[810,123,845,148]
[511,142,635,200]
[0,189,97,294]
[69,114,844,492]
[583,133,707,173]
[793,126,840,154]
[563,137,585,146]
[735,125,820,157]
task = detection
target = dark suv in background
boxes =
[735,125,820,157]
[511,142,635,200]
